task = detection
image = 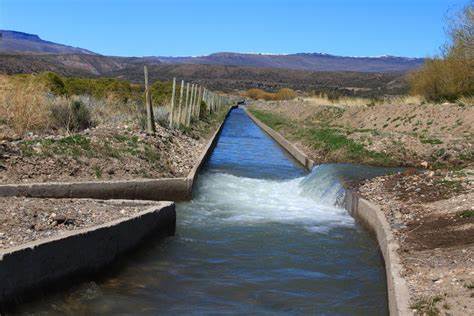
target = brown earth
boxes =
[358,170,474,315]
[0,197,160,250]
[0,112,224,184]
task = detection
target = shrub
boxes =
[409,3,474,102]
[199,100,209,119]
[245,88,297,101]
[50,100,93,132]
[274,88,297,100]
[39,72,67,96]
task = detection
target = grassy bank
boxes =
[249,98,473,169]
[249,108,395,166]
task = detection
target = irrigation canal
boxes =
[18,107,390,315]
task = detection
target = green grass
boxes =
[93,165,102,179]
[250,108,394,166]
[420,136,443,145]
[459,210,474,219]
[19,132,162,168]
[411,296,442,316]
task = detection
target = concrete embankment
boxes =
[0,201,175,307]
[0,106,234,202]
[244,107,411,316]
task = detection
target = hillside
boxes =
[1,30,424,73]
[154,52,424,73]
[0,30,97,55]
[0,53,407,97]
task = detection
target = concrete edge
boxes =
[0,177,189,202]
[0,201,176,306]
[244,107,315,171]
[185,106,236,192]
[0,106,236,202]
[344,191,412,316]
[244,107,411,316]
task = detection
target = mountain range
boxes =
[0,30,424,73]
[0,30,424,96]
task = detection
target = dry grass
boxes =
[0,74,139,136]
[245,88,296,101]
[0,75,51,134]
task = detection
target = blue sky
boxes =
[0,0,468,57]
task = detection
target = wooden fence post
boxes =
[197,86,202,119]
[177,80,184,127]
[144,65,155,134]
[169,77,176,128]
[185,82,190,126]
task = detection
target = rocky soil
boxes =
[0,114,223,183]
[358,169,474,315]
[0,197,160,250]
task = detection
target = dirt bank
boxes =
[359,169,473,315]
[0,110,226,184]
[249,99,473,168]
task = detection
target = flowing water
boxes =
[16,108,389,315]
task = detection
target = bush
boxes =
[50,100,93,132]
[199,100,209,119]
[409,3,474,102]
[39,72,67,96]
[245,88,297,101]
[274,88,297,100]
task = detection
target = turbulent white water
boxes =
[182,168,353,234]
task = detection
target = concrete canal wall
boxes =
[0,201,175,306]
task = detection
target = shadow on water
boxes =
[13,107,391,315]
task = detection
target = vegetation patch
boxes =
[250,108,393,166]
[411,296,442,316]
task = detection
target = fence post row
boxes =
[143,67,232,131]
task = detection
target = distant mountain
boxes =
[0,30,97,55]
[1,30,424,73]
[0,53,409,97]
[152,52,424,73]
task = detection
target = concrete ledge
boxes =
[244,107,410,316]
[0,178,189,201]
[344,191,411,316]
[0,201,176,306]
[186,106,236,192]
[0,106,235,202]
[245,108,315,170]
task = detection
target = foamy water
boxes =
[182,171,353,233]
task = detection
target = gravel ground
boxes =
[358,169,474,315]
[0,197,160,250]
